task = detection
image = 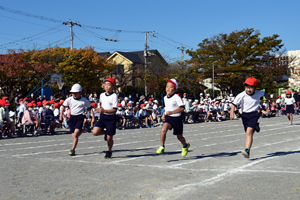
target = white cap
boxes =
[154,100,158,103]
[230,94,233,97]
[207,94,210,96]
[136,102,139,104]
[221,99,225,102]
[200,93,203,95]
[200,101,204,104]
[145,101,148,104]
[70,84,82,93]
[226,100,229,102]
[195,99,199,102]
[9,111,15,118]
[168,78,178,89]
[129,100,133,103]
[204,99,208,101]
[124,97,128,100]
[192,102,196,105]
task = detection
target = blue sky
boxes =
[0,0,299,62]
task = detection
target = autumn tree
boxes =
[187,28,287,95]
[0,49,52,97]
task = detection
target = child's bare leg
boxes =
[287,113,290,120]
[245,127,254,149]
[290,113,293,123]
[107,135,113,151]
[92,127,106,136]
[72,128,83,150]
[177,135,187,146]
[145,117,148,125]
[122,119,126,126]
[160,123,171,146]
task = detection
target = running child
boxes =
[156,78,190,157]
[92,78,118,159]
[284,90,297,125]
[60,84,94,156]
[230,77,272,159]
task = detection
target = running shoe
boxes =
[104,151,112,159]
[182,143,190,157]
[69,149,75,156]
[255,122,260,133]
[241,149,250,158]
[151,125,154,128]
[290,122,292,125]
[146,125,150,128]
[156,146,165,154]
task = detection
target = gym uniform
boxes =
[63,96,92,133]
[164,93,185,135]
[285,97,295,114]
[94,92,118,135]
[233,90,264,132]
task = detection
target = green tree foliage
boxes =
[187,28,288,95]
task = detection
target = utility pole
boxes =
[177,46,185,62]
[144,32,148,97]
[62,20,81,50]
[212,62,215,99]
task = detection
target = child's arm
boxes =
[89,108,95,124]
[59,106,65,122]
[230,104,236,120]
[165,107,184,115]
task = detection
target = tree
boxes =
[0,49,52,97]
[54,47,116,93]
[187,28,287,95]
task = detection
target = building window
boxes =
[113,65,124,74]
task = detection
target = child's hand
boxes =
[230,113,235,120]
[166,111,172,115]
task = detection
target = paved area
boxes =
[1,115,300,200]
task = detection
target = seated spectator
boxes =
[116,103,126,130]
[41,101,56,134]
[22,103,39,136]
[125,103,139,128]
[139,103,152,128]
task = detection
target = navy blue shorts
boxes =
[241,111,260,132]
[94,114,117,136]
[69,115,85,133]
[286,105,294,114]
[164,115,183,135]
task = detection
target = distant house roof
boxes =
[101,50,167,65]
[98,52,111,59]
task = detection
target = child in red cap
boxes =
[230,77,273,158]
[284,90,297,125]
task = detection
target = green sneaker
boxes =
[156,146,165,154]
[182,143,190,157]
[241,149,250,159]
[69,149,75,156]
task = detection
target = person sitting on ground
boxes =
[125,103,140,128]
[41,101,56,134]
[139,103,151,128]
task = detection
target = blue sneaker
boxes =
[146,125,150,128]
[151,125,154,128]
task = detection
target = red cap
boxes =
[27,103,33,107]
[60,100,65,103]
[19,98,23,103]
[149,98,153,101]
[33,103,36,107]
[103,77,116,86]
[118,103,122,107]
[140,104,146,109]
[2,96,8,100]
[31,100,36,103]
[278,95,281,98]
[23,98,28,101]
[286,91,292,95]
[37,102,42,106]
[244,77,257,86]
[43,101,50,105]
[54,103,60,108]
[91,103,97,107]
[0,99,6,106]
[126,103,132,106]
[49,100,55,104]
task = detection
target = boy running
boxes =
[156,78,190,157]
[284,90,297,125]
[92,78,118,159]
[60,84,94,156]
[230,77,272,159]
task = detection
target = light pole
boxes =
[212,62,214,99]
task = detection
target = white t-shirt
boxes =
[53,108,60,117]
[18,104,27,118]
[202,104,209,112]
[100,92,118,115]
[116,109,125,116]
[182,97,187,105]
[233,90,265,113]
[63,96,91,116]
[164,94,184,117]
[223,104,231,111]
[284,97,295,105]
[125,109,133,116]
[139,109,148,116]
[146,103,153,109]
[276,98,281,104]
